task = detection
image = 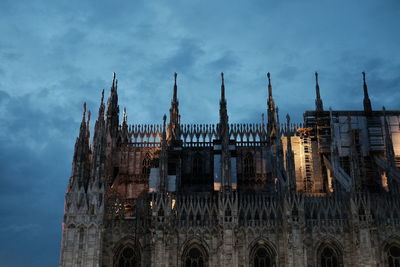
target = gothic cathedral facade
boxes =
[60,72,400,267]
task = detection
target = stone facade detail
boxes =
[60,72,400,267]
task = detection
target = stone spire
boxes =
[160,114,168,191]
[70,103,91,191]
[93,90,106,151]
[91,90,107,186]
[219,72,231,190]
[106,72,120,139]
[168,72,180,142]
[98,89,105,120]
[267,72,277,140]
[362,72,372,114]
[285,114,296,192]
[120,107,129,143]
[219,72,229,139]
[315,72,324,112]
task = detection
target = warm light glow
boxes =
[327,169,334,193]
[213,182,221,191]
[381,172,389,192]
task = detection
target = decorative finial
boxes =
[101,89,104,103]
[315,72,319,85]
[362,71,366,84]
[382,106,386,112]
[87,110,91,122]
[267,72,271,85]
[163,114,167,125]
[83,102,86,117]
[174,72,177,85]
[221,72,224,84]
[123,107,127,122]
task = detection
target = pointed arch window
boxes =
[142,154,151,176]
[115,245,140,267]
[317,243,343,267]
[78,228,84,249]
[386,243,400,267]
[182,244,208,267]
[250,244,276,267]
[244,152,255,177]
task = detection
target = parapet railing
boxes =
[119,122,304,147]
[106,191,400,228]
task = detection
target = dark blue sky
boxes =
[0,0,399,266]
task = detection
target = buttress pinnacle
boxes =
[267,72,277,140]
[173,72,178,101]
[362,72,372,113]
[168,73,180,142]
[221,72,225,100]
[315,72,324,112]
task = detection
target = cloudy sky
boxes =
[0,0,399,266]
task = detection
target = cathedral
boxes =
[59,71,400,267]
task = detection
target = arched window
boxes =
[386,243,400,267]
[244,153,255,177]
[250,243,276,267]
[142,154,151,176]
[78,228,84,249]
[320,247,338,267]
[193,154,203,179]
[115,245,140,267]
[317,243,343,267]
[182,244,208,267]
